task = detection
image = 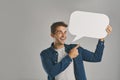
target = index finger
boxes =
[74,44,80,49]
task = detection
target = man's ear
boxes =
[51,33,54,38]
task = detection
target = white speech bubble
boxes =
[68,11,109,42]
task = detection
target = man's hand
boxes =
[106,25,112,35]
[69,44,80,59]
[100,25,112,41]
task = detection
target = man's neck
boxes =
[53,42,64,49]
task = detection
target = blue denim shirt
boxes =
[40,40,104,80]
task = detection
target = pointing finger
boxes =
[74,44,80,49]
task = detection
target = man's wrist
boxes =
[99,38,104,41]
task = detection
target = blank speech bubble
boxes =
[68,11,109,42]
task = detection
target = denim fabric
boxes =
[40,40,104,80]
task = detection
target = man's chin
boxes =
[59,41,65,45]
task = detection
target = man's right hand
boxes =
[69,44,80,59]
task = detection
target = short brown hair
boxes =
[51,21,68,34]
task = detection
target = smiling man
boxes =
[40,21,112,80]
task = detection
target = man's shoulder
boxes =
[66,43,84,51]
[65,43,78,48]
[40,47,52,56]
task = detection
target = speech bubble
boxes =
[68,11,109,42]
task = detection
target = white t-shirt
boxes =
[55,47,76,80]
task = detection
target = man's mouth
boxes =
[60,38,66,41]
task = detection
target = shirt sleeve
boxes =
[40,51,72,77]
[79,39,105,62]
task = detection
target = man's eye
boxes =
[64,31,67,34]
[55,31,67,34]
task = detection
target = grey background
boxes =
[0,0,119,80]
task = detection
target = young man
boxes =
[40,21,112,80]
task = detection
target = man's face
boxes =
[51,26,67,45]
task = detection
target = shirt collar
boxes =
[50,42,70,53]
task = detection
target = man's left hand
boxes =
[100,25,112,41]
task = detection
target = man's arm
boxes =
[79,25,112,62]
[79,39,104,62]
[40,51,72,77]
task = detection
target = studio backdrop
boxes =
[0,0,119,80]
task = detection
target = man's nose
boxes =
[62,33,66,37]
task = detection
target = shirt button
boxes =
[101,42,104,45]
[55,61,57,63]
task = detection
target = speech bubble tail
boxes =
[72,36,82,42]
